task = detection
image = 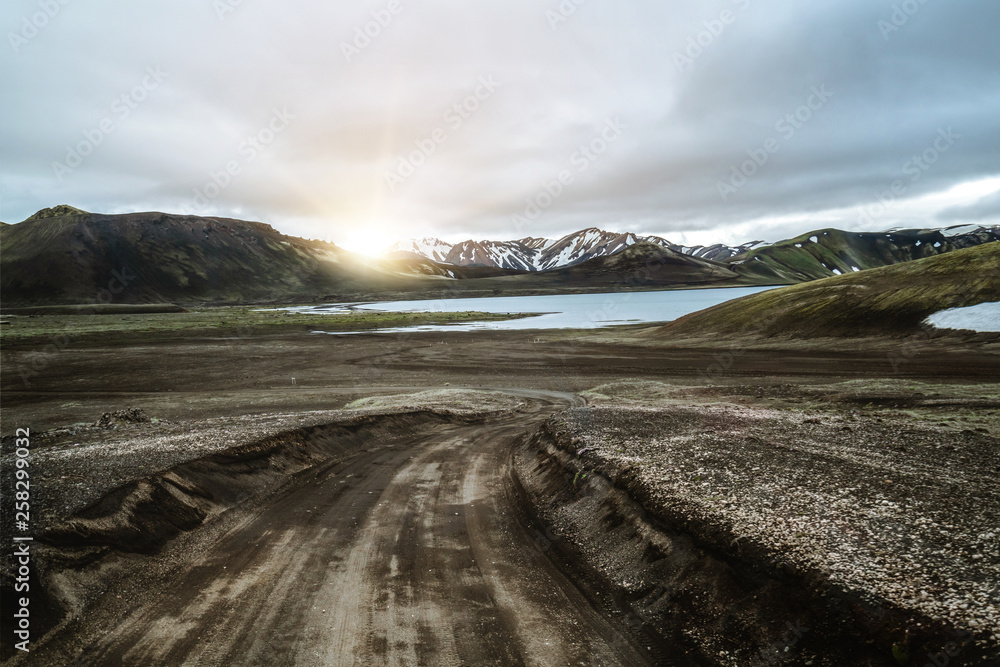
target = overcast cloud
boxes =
[2,0,999,251]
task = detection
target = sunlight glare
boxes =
[333,220,403,256]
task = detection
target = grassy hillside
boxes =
[731,227,999,283]
[658,242,1000,338]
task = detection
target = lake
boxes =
[294,286,777,333]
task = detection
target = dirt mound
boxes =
[514,415,997,666]
[43,411,455,554]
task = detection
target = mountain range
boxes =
[384,229,761,271]
[1,205,997,307]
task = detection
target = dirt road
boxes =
[5,328,997,665]
[42,392,684,666]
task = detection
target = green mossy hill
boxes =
[659,242,1000,338]
[730,227,999,283]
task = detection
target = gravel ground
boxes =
[0,390,526,535]
[551,386,1000,654]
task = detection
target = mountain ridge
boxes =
[2,206,997,307]
[387,224,999,276]
[385,227,761,271]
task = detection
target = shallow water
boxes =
[926,301,1000,333]
[295,286,777,333]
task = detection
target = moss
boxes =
[661,243,1000,338]
[0,307,538,343]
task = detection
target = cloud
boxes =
[937,189,1000,223]
[2,0,999,245]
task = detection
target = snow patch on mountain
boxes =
[384,238,454,263]
[384,228,764,271]
[926,301,1000,333]
[383,223,996,272]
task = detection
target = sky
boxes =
[2,1,999,254]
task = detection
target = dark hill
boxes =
[0,209,428,306]
[510,242,740,288]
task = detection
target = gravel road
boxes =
[16,391,694,666]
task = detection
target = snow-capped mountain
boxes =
[536,229,647,271]
[677,242,764,261]
[383,237,453,263]
[443,239,550,271]
[384,228,759,272]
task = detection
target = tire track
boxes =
[41,392,662,666]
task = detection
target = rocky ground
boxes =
[2,324,998,665]
[0,390,525,536]
[526,381,1000,663]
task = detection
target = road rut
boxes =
[64,393,662,666]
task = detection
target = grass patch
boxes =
[0,306,538,344]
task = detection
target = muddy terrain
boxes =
[2,323,999,665]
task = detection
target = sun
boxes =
[332,222,403,257]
